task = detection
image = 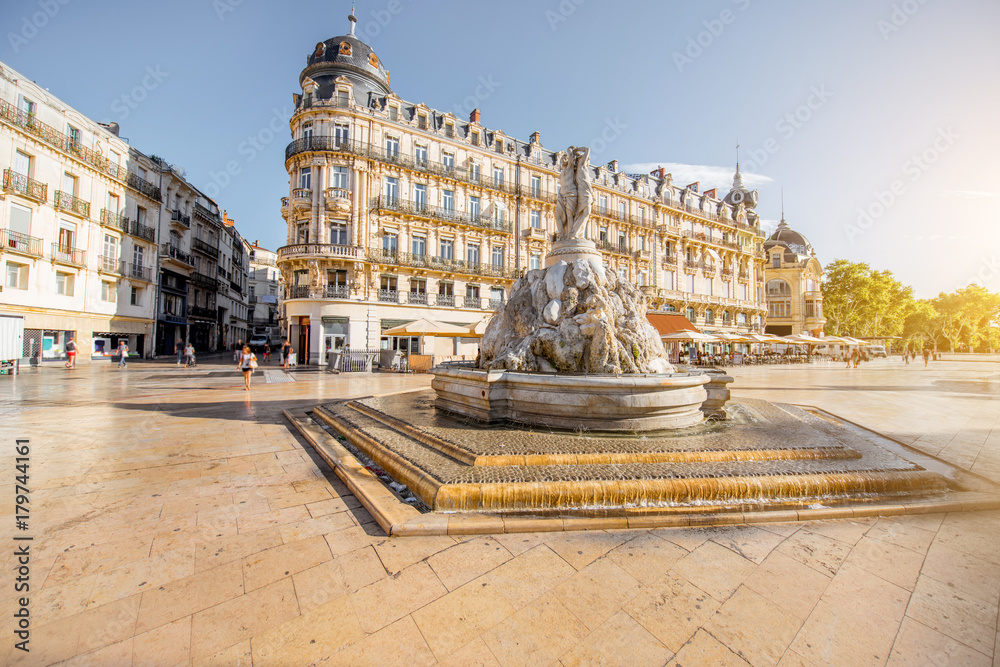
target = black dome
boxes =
[300,29,391,103]
[764,220,814,256]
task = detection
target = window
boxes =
[103,234,119,260]
[740,284,748,300]
[466,284,480,300]
[299,167,311,190]
[443,152,455,171]
[411,235,426,256]
[130,286,140,306]
[5,262,27,290]
[706,279,713,297]
[66,125,82,149]
[471,131,480,146]
[330,166,349,189]
[445,123,454,137]
[686,274,695,292]
[384,177,399,201]
[385,136,400,157]
[442,189,454,211]
[54,271,73,296]
[101,281,117,302]
[618,233,627,250]
[382,233,398,254]
[686,307,696,321]
[772,254,781,269]
[599,195,608,213]
[296,223,309,243]
[723,281,731,298]
[529,253,540,270]
[334,122,349,146]
[490,286,504,304]
[766,280,792,297]
[58,221,77,251]
[417,114,427,130]
[491,246,504,267]
[493,204,505,223]
[14,150,31,178]
[492,166,504,187]
[9,202,31,240]
[599,226,608,242]
[469,196,481,218]
[618,267,627,281]
[705,309,715,325]
[638,207,645,224]
[662,270,674,290]
[302,122,313,140]
[440,239,454,260]
[413,184,427,209]
[618,202,626,219]
[381,275,397,293]
[62,172,77,197]
[330,223,348,245]
[530,210,541,229]
[136,206,146,226]
[133,245,145,268]
[414,144,428,166]
[17,95,36,117]
[467,243,480,264]
[638,271,647,286]
[530,175,541,197]
[470,163,480,182]
[388,105,398,121]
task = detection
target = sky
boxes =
[2,0,998,298]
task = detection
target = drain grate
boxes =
[264,370,296,384]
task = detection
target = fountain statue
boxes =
[433,146,709,431]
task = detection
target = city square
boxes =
[2,0,1000,665]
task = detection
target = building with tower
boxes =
[276,13,769,365]
[762,212,826,336]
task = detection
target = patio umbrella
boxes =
[382,318,471,337]
[660,331,721,342]
[465,317,492,337]
[715,333,753,342]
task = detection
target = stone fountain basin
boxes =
[432,367,710,432]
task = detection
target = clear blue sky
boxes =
[3,0,998,298]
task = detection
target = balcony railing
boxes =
[371,196,512,234]
[193,202,218,224]
[126,263,152,282]
[129,220,156,243]
[0,230,43,257]
[325,187,351,200]
[161,243,193,266]
[662,255,677,266]
[126,172,161,201]
[230,279,243,294]
[188,305,217,320]
[277,243,361,261]
[100,209,130,234]
[192,237,219,258]
[51,243,85,267]
[288,285,311,299]
[516,183,557,203]
[325,285,350,299]
[190,271,218,290]
[169,209,191,227]
[595,239,631,255]
[291,188,312,204]
[2,169,46,203]
[54,191,90,218]
[366,249,520,280]
[98,255,123,274]
[375,289,502,310]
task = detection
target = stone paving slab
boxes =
[0,357,997,664]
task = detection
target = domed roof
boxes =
[723,164,758,210]
[764,219,814,256]
[300,16,392,102]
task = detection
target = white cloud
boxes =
[619,162,773,190]
[947,190,1000,199]
[758,218,780,235]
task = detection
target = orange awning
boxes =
[645,313,700,336]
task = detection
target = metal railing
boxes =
[51,243,85,267]
[371,196,512,234]
[192,237,219,258]
[325,285,350,298]
[277,243,361,260]
[100,209,130,234]
[190,271,218,290]
[2,169,46,203]
[662,255,677,266]
[595,239,631,255]
[193,202,218,223]
[161,243,193,266]
[229,279,243,294]
[0,230,43,257]
[126,263,152,281]
[169,209,191,227]
[129,220,156,243]
[98,255,123,274]
[288,285,310,299]
[374,289,504,310]
[188,305,216,319]
[54,191,90,218]
[366,249,520,279]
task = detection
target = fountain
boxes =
[285,145,1000,536]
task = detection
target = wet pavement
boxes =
[0,356,998,665]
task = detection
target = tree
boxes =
[932,285,1000,352]
[822,260,915,338]
[902,300,940,350]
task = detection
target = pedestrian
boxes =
[281,339,291,369]
[851,348,861,369]
[65,336,77,369]
[263,343,271,364]
[184,342,196,369]
[234,339,243,362]
[237,344,256,391]
[175,341,183,366]
[117,340,129,368]
[285,346,294,370]
[922,348,930,367]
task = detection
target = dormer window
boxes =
[339,42,352,56]
[471,131,480,146]
[417,114,427,130]
[388,105,398,121]
[445,123,454,137]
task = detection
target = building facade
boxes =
[217,216,250,351]
[248,241,282,344]
[762,217,826,336]
[277,19,768,365]
[0,62,162,363]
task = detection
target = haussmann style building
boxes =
[762,215,826,337]
[277,15,769,366]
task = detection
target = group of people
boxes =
[901,348,934,367]
[234,339,295,391]
[174,341,197,369]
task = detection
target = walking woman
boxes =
[238,345,257,391]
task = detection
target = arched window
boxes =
[705,309,714,325]
[686,307,696,321]
[766,279,791,297]
[722,311,731,325]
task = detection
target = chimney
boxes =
[469,108,481,123]
[98,121,120,136]
[607,159,618,172]
[529,131,541,144]
[686,181,700,193]
[650,166,665,179]
[704,188,717,198]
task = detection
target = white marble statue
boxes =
[555,146,593,241]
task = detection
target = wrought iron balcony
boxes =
[169,209,191,227]
[738,270,750,280]
[190,271,218,290]
[192,237,219,258]
[98,255,124,274]
[721,269,735,279]
[288,285,311,299]
[325,285,350,299]
[161,243,194,266]
[126,172,161,201]
[277,243,360,261]
[54,191,90,218]
[230,279,243,295]
[0,230,43,257]
[126,263,152,282]
[366,249,520,280]
[516,183,557,203]
[371,196,512,234]
[51,243,85,267]
[193,202,218,224]
[188,304,217,320]
[595,239,631,255]
[100,209,130,233]
[129,221,156,243]
[662,255,677,266]
[2,169,46,203]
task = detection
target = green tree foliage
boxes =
[902,300,939,350]
[821,260,914,337]
[931,285,1000,352]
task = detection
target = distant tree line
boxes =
[820,260,1000,352]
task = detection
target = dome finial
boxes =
[348,0,357,35]
[778,188,789,229]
